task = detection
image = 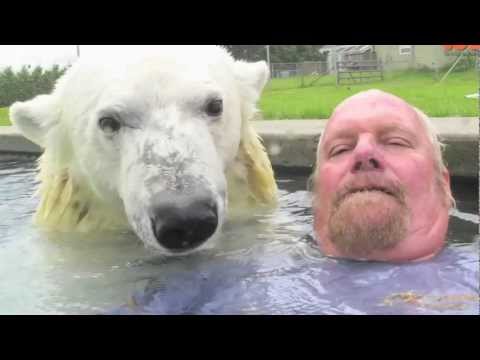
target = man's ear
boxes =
[232,60,270,102]
[9,94,60,148]
[441,168,453,208]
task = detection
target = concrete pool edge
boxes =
[254,118,479,179]
[1,117,479,178]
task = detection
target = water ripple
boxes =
[1,159,478,315]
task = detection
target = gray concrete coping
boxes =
[253,118,479,179]
[0,126,43,153]
[1,117,479,178]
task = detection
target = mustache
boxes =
[333,174,406,207]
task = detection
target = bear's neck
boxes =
[34,154,128,232]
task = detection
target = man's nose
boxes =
[353,157,382,172]
[352,137,384,172]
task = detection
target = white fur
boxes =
[10,45,276,254]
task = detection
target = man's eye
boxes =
[99,117,121,133]
[386,138,410,147]
[329,146,350,157]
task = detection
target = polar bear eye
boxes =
[205,99,223,117]
[99,117,121,133]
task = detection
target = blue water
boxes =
[0,155,478,315]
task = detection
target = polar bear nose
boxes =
[150,193,218,252]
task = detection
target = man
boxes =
[313,89,455,262]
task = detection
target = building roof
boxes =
[319,45,373,54]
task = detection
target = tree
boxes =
[0,64,68,107]
[223,45,267,62]
[223,45,326,63]
[31,66,45,95]
[0,67,16,107]
[270,45,326,63]
[16,65,33,101]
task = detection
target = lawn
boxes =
[0,107,10,126]
[260,69,479,119]
[0,70,477,125]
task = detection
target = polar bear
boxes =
[10,45,278,254]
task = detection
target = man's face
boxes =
[313,90,451,262]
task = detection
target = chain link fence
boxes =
[270,61,329,87]
[271,61,328,78]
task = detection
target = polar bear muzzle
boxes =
[149,191,218,252]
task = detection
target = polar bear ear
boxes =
[232,60,270,101]
[9,94,60,148]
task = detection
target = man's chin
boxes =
[328,193,409,258]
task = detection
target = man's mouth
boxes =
[333,180,407,209]
[348,186,395,197]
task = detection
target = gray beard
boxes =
[328,191,409,258]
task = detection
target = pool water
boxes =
[0,155,478,315]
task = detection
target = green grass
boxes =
[0,107,9,126]
[260,69,479,119]
[0,70,477,125]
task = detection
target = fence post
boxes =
[336,62,340,86]
[300,62,305,87]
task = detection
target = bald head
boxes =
[332,90,417,121]
[319,90,447,174]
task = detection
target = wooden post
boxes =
[266,45,271,74]
[336,61,339,86]
[300,62,305,87]
[410,45,416,69]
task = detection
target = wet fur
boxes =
[31,86,277,232]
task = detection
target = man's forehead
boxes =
[325,91,420,134]
[333,90,415,119]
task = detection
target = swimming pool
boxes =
[0,154,478,315]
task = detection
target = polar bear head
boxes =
[10,45,277,255]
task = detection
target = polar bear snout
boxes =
[149,192,219,253]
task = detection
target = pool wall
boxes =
[0,117,478,178]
